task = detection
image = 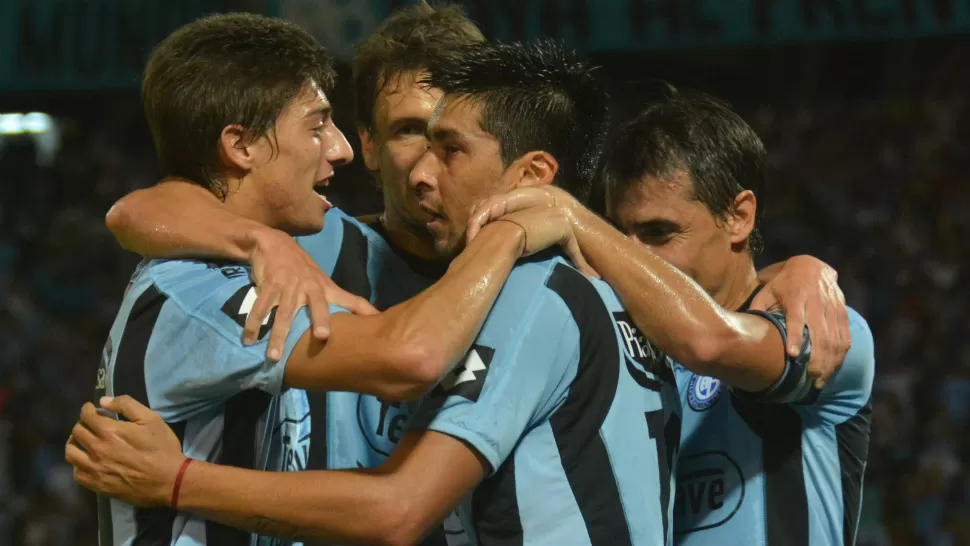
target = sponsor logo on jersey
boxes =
[431,345,494,402]
[688,374,722,411]
[357,395,409,458]
[674,451,745,534]
[221,284,276,340]
[612,311,674,390]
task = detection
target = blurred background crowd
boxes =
[1,1,968,545]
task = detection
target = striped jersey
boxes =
[95,256,343,546]
[409,252,682,545]
[673,298,874,546]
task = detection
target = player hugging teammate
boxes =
[66,2,873,546]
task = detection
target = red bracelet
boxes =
[170,458,193,511]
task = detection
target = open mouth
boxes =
[314,179,333,210]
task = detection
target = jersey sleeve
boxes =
[797,307,875,425]
[730,310,818,405]
[407,286,581,474]
[137,261,341,422]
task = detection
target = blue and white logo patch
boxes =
[688,375,722,411]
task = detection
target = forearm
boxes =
[106,179,265,260]
[178,462,401,544]
[571,208,783,389]
[287,222,525,400]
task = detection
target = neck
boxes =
[222,177,277,229]
[381,212,439,261]
[711,254,760,311]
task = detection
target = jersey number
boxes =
[646,409,681,544]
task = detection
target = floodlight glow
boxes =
[0,114,23,134]
[22,112,52,133]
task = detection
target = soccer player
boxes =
[467,90,875,545]
[71,41,845,546]
[90,13,542,546]
[102,5,486,542]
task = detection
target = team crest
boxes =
[687,375,722,411]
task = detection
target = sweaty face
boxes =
[409,97,513,257]
[611,173,735,298]
[361,71,443,255]
[248,81,353,235]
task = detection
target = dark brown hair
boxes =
[142,12,336,196]
[352,1,484,131]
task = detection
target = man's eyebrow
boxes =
[428,127,468,145]
[631,219,681,231]
[305,105,332,120]
[387,116,427,131]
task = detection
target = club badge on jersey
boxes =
[687,375,723,411]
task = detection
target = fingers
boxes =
[71,421,100,451]
[802,297,832,389]
[99,395,156,424]
[785,300,807,358]
[79,402,110,435]
[244,286,277,346]
[306,288,333,341]
[564,237,600,279]
[327,287,378,317]
[65,440,93,470]
[467,197,510,244]
[266,288,299,361]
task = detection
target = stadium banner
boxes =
[0,0,967,90]
[285,0,970,58]
[0,0,270,91]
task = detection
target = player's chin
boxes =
[283,205,327,236]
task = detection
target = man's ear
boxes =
[218,124,255,172]
[512,151,559,189]
[358,125,379,172]
[727,189,757,247]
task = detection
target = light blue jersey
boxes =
[96,256,343,546]
[297,209,466,546]
[410,252,682,546]
[673,305,874,546]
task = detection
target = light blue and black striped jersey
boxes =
[673,298,874,546]
[95,255,345,546]
[409,252,682,546]
[296,209,468,546]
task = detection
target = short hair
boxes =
[142,13,336,197]
[602,88,767,255]
[353,0,484,131]
[424,40,610,201]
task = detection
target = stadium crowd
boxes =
[0,87,966,546]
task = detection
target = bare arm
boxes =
[568,205,785,392]
[180,431,482,545]
[284,221,525,401]
[467,188,785,392]
[69,398,484,546]
[106,179,261,260]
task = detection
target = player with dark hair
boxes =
[72,40,846,546]
[604,91,873,546]
[468,89,873,546]
[85,13,548,546]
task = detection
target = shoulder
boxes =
[136,258,262,340]
[840,306,875,382]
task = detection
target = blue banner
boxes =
[284,0,970,59]
[0,0,252,91]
